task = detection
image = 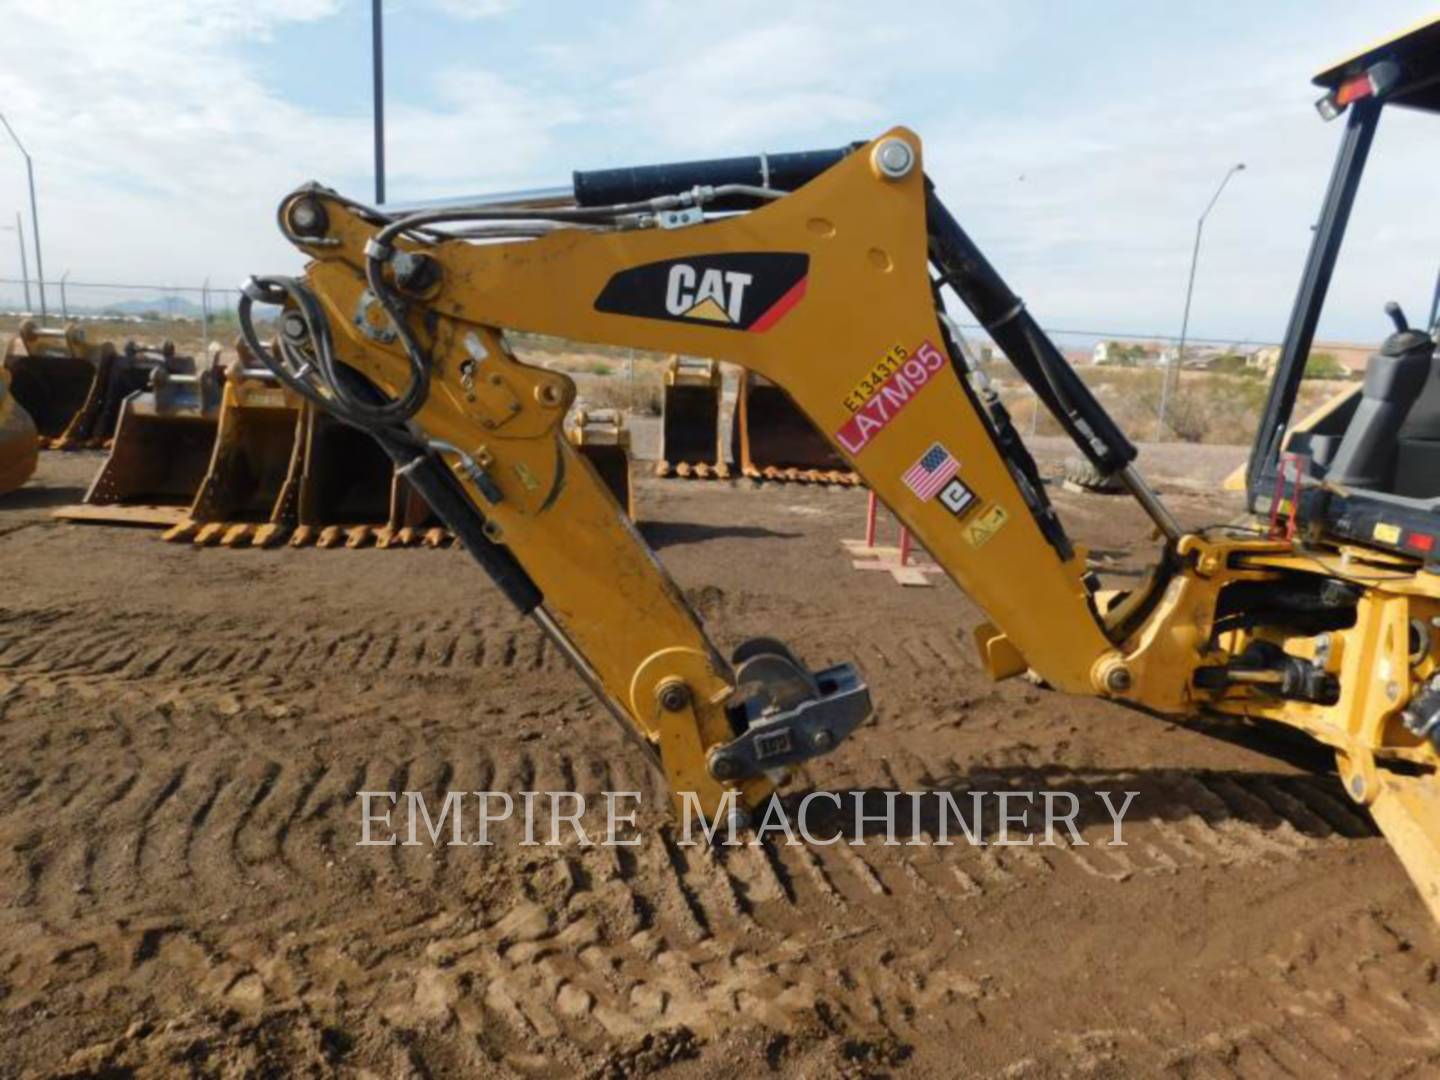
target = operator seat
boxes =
[1325,303,1436,496]
[1393,326,1440,498]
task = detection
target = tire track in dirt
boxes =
[4,488,1439,1075]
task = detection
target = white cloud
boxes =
[418,0,512,19]
[0,0,1434,344]
[0,0,571,302]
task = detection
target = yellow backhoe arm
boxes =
[241,128,1437,922]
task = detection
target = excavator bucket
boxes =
[287,407,401,549]
[377,474,450,548]
[2,321,121,448]
[657,355,724,479]
[163,362,305,548]
[568,407,636,519]
[156,341,433,550]
[0,367,38,496]
[730,368,859,484]
[59,342,224,527]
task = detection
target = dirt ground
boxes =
[1,449,1438,1078]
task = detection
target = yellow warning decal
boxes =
[1373,522,1402,544]
[963,504,1009,548]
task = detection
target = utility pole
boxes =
[0,114,46,322]
[1158,162,1245,439]
[2,212,29,311]
[372,0,386,205]
[59,269,68,320]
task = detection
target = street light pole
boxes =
[0,114,46,323]
[1,212,30,311]
[372,0,386,205]
[1158,162,1245,438]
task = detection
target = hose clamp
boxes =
[983,298,1026,332]
[240,276,281,303]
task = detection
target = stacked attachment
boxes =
[63,342,224,526]
[159,341,451,549]
[0,366,38,495]
[2,321,136,449]
[568,406,636,519]
[652,356,861,485]
[730,369,859,484]
[655,355,724,478]
[163,360,303,546]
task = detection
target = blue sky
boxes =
[0,1,1435,344]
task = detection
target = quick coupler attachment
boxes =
[706,637,871,781]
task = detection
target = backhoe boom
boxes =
[240,128,1439,923]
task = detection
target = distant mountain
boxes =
[99,296,205,316]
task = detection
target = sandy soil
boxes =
[1,451,1437,1077]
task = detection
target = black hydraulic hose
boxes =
[573,146,854,209]
[374,432,543,614]
[925,184,1136,475]
[238,274,430,430]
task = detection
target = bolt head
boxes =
[658,680,691,712]
[874,138,915,180]
[812,729,834,750]
[280,311,308,342]
[1104,666,1133,694]
[709,753,738,781]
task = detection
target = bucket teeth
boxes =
[344,525,372,549]
[423,527,447,548]
[657,355,722,478]
[219,523,253,547]
[728,369,849,483]
[253,523,288,548]
[162,520,197,544]
[316,525,343,549]
[193,522,225,546]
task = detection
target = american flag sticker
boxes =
[902,443,960,500]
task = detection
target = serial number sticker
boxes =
[842,343,909,413]
[1373,522,1402,544]
[834,340,948,456]
[963,504,1009,548]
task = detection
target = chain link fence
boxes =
[1,275,1355,445]
[0,277,243,354]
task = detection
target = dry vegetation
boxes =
[994,365,1350,445]
[1,315,1351,446]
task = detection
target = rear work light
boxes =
[1316,59,1402,120]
